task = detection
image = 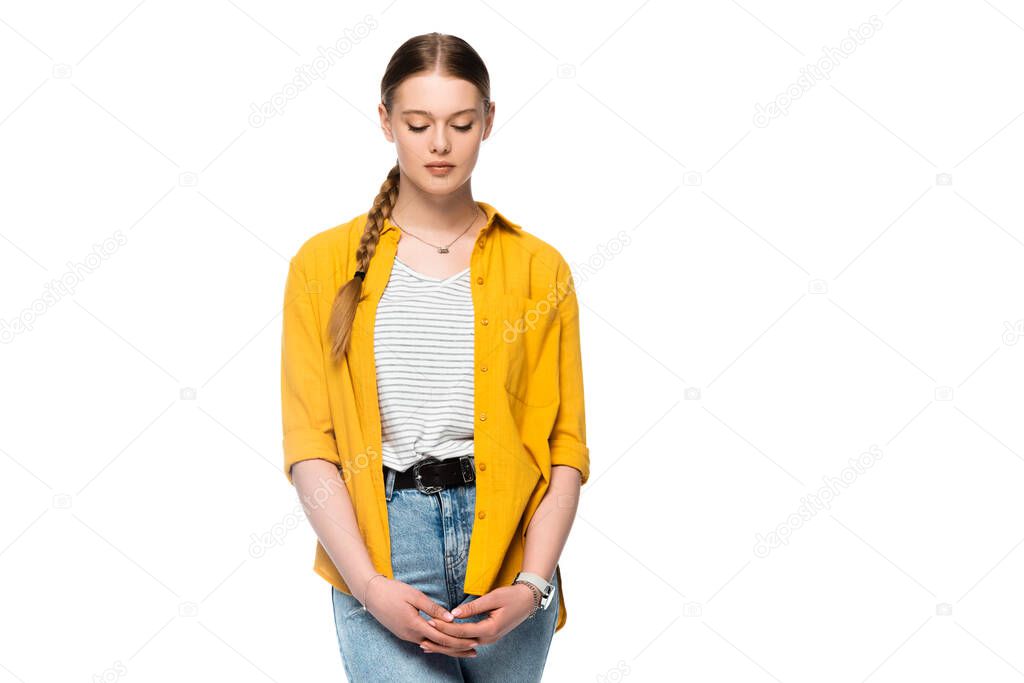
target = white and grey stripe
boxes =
[375,256,475,472]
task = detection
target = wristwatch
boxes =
[513,571,556,612]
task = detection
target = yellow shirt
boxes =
[281,201,589,633]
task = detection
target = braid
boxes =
[327,163,401,363]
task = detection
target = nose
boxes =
[431,128,450,154]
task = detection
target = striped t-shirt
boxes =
[375,255,475,472]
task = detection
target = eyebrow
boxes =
[401,108,477,117]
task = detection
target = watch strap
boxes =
[513,571,555,611]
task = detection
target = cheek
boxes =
[395,140,431,165]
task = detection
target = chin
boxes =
[419,172,465,192]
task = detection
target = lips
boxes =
[425,162,453,168]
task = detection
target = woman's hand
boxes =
[419,583,537,654]
[363,576,480,657]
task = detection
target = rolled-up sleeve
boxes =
[548,256,590,485]
[281,256,341,485]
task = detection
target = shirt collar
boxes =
[381,201,521,236]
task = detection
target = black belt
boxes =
[388,455,476,494]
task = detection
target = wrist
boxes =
[356,572,386,606]
[513,580,539,601]
[513,569,555,612]
[513,580,542,617]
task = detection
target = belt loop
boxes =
[384,466,397,502]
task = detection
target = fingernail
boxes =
[450,608,461,617]
[444,610,455,620]
[428,620,437,627]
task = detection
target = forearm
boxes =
[291,458,380,603]
[520,464,582,580]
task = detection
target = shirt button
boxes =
[478,511,486,519]
[479,412,487,421]
[478,241,485,249]
[481,318,489,326]
[476,276,484,285]
[478,462,487,471]
[480,365,488,372]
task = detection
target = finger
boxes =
[428,613,497,642]
[411,593,455,622]
[424,614,489,639]
[420,641,477,657]
[450,593,496,618]
[417,622,480,650]
[423,617,468,638]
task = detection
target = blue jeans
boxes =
[331,465,560,682]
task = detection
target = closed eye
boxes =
[407,124,474,133]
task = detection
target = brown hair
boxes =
[326,32,492,363]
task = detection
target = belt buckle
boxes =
[460,456,475,484]
[412,456,444,494]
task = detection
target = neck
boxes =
[389,176,484,239]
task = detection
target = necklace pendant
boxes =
[438,247,449,254]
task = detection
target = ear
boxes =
[379,102,395,143]
[482,101,496,141]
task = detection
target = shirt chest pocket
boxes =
[498,293,560,407]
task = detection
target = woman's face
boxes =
[380,72,494,194]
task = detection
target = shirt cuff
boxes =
[284,428,341,484]
[549,439,590,485]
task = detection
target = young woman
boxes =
[281,32,590,681]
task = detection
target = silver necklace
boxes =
[390,207,482,254]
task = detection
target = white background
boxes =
[2,1,1024,681]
